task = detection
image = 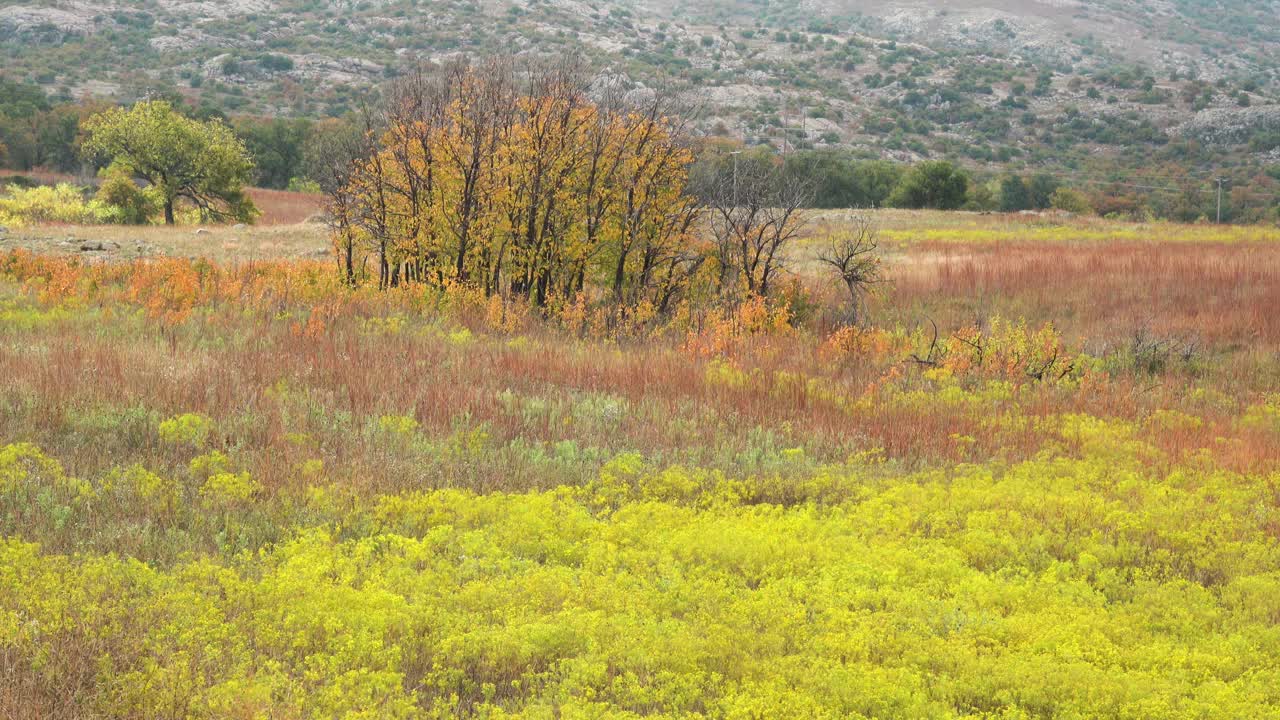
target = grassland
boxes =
[2,212,1280,718]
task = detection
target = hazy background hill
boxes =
[2,0,1279,175]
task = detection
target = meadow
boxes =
[2,211,1280,718]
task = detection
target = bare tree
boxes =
[818,212,884,326]
[707,154,812,298]
[306,116,373,285]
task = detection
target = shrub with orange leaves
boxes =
[908,317,1079,384]
[682,294,796,358]
[818,326,905,365]
[291,299,343,340]
[125,258,205,326]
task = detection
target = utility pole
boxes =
[781,94,788,156]
[1215,177,1226,224]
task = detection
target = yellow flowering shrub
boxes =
[158,412,214,448]
[3,439,1280,717]
[200,471,260,507]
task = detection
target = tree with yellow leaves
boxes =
[326,58,706,312]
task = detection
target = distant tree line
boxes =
[3,75,1278,225]
[693,146,1279,224]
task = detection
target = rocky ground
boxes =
[0,223,330,263]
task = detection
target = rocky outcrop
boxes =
[0,5,95,41]
[1175,106,1280,145]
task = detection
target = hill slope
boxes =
[2,0,1278,171]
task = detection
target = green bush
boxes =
[0,183,124,227]
[887,161,970,210]
[95,164,160,225]
[1050,187,1093,214]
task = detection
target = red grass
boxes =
[245,188,324,225]
[2,243,1279,496]
[886,241,1280,350]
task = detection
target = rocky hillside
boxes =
[2,0,1278,170]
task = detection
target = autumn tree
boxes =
[329,58,704,311]
[82,101,257,224]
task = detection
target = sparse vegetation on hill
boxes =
[2,0,1278,182]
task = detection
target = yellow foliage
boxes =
[200,471,260,506]
[3,439,1280,716]
[158,412,213,447]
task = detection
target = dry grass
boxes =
[2,226,1279,493]
[807,208,1280,244]
[883,240,1280,350]
[0,168,83,185]
[245,187,324,225]
[0,222,330,262]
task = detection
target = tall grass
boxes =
[3,235,1280,716]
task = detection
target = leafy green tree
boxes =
[0,78,51,118]
[234,117,312,189]
[966,179,999,211]
[1049,187,1092,214]
[1027,173,1061,209]
[855,160,904,208]
[783,150,856,208]
[999,175,1032,212]
[82,101,257,224]
[0,79,78,171]
[888,160,969,210]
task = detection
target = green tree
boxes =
[234,117,312,189]
[1049,187,1092,214]
[82,101,257,224]
[95,163,160,225]
[1027,173,1061,209]
[783,150,857,208]
[999,175,1032,212]
[855,160,904,208]
[888,160,969,210]
[966,179,999,211]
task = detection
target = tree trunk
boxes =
[612,246,629,301]
[164,199,175,225]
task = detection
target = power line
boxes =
[1040,176,1184,193]
[977,168,1220,194]
[1028,167,1220,182]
